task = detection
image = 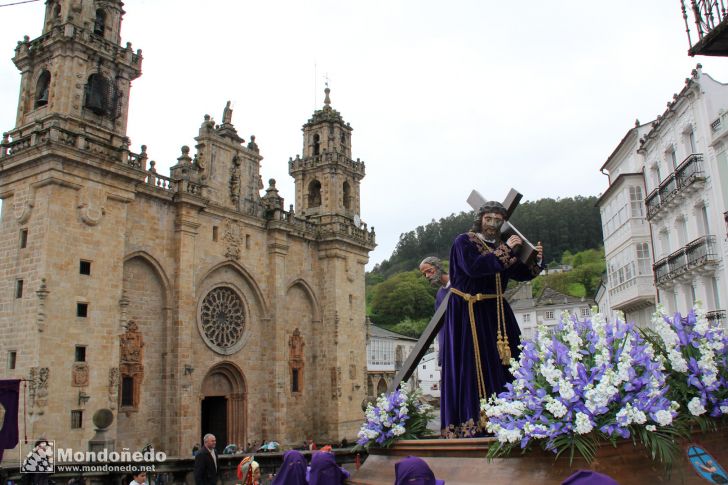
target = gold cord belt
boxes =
[450,274,511,399]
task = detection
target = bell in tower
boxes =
[11,0,142,142]
[289,87,365,222]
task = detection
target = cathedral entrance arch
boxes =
[200,363,247,453]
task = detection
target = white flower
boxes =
[646,425,656,431]
[574,412,594,435]
[365,429,379,439]
[584,376,618,414]
[667,350,688,373]
[594,349,611,367]
[486,421,502,434]
[654,409,673,426]
[564,328,583,350]
[392,424,406,436]
[540,360,562,387]
[616,403,647,425]
[496,427,523,444]
[484,397,526,418]
[545,397,568,418]
[632,409,647,424]
[720,405,728,414]
[523,422,549,439]
[688,397,706,416]
[558,380,575,401]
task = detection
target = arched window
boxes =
[635,242,651,275]
[35,70,51,108]
[342,181,351,210]
[376,378,387,396]
[629,185,643,218]
[367,377,374,397]
[687,128,697,154]
[307,179,321,208]
[675,217,688,247]
[84,73,110,115]
[94,9,106,36]
[667,146,678,170]
[659,229,670,258]
[699,204,711,234]
[312,134,320,156]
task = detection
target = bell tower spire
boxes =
[12,0,142,140]
[289,87,364,221]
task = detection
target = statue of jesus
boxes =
[441,200,543,437]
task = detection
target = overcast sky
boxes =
[2,1,728,268]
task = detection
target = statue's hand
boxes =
[506,235,522,249]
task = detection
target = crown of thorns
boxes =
[478,201,507,217]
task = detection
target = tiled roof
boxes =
[368,324,418,341]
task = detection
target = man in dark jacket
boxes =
[194,434,218,485]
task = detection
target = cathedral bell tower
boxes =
[289,87,365,223]
[11,0,142,143]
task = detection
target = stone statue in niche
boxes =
[119,321,144,409]
[223,218,242,260]
[120,320,143,364]
[289,328,304,361]
[194,150,206,172]
[108,367,119,410]
[230,154,241,206]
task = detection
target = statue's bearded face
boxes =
[419,263,444,287]
[480,212,504,240]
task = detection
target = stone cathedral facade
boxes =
[0,0,375,459]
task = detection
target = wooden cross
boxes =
[388,291,450,393]
[388,188,536,393]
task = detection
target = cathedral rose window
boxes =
[199,287,246,354]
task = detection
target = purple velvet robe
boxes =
[394,456,445,485]
[0,379,20,463]
[272,450,307,485]
[435,285,449,366]
[441,233,541,436]
[308,451,350,485]
[561,470,618,485]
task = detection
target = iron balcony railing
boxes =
[654,257,671,285]
[659,173,679,204]
[653,235,718,285]
[646,188,661,219]
[668,247,689,277]
[681,0,728,56]
[645,154,704,220]
[706,309,727,323]
[676,153,705,186]
[686,234,718,265]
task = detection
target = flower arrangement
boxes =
[642,304,728,426]
[483,310,685,465]
[356,386,435,450]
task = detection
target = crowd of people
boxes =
[189,432,449,484]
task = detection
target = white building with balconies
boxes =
[365,321,418,400]
[640,65,727,325]
[507,283,594,340]
[597,121,657,327]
